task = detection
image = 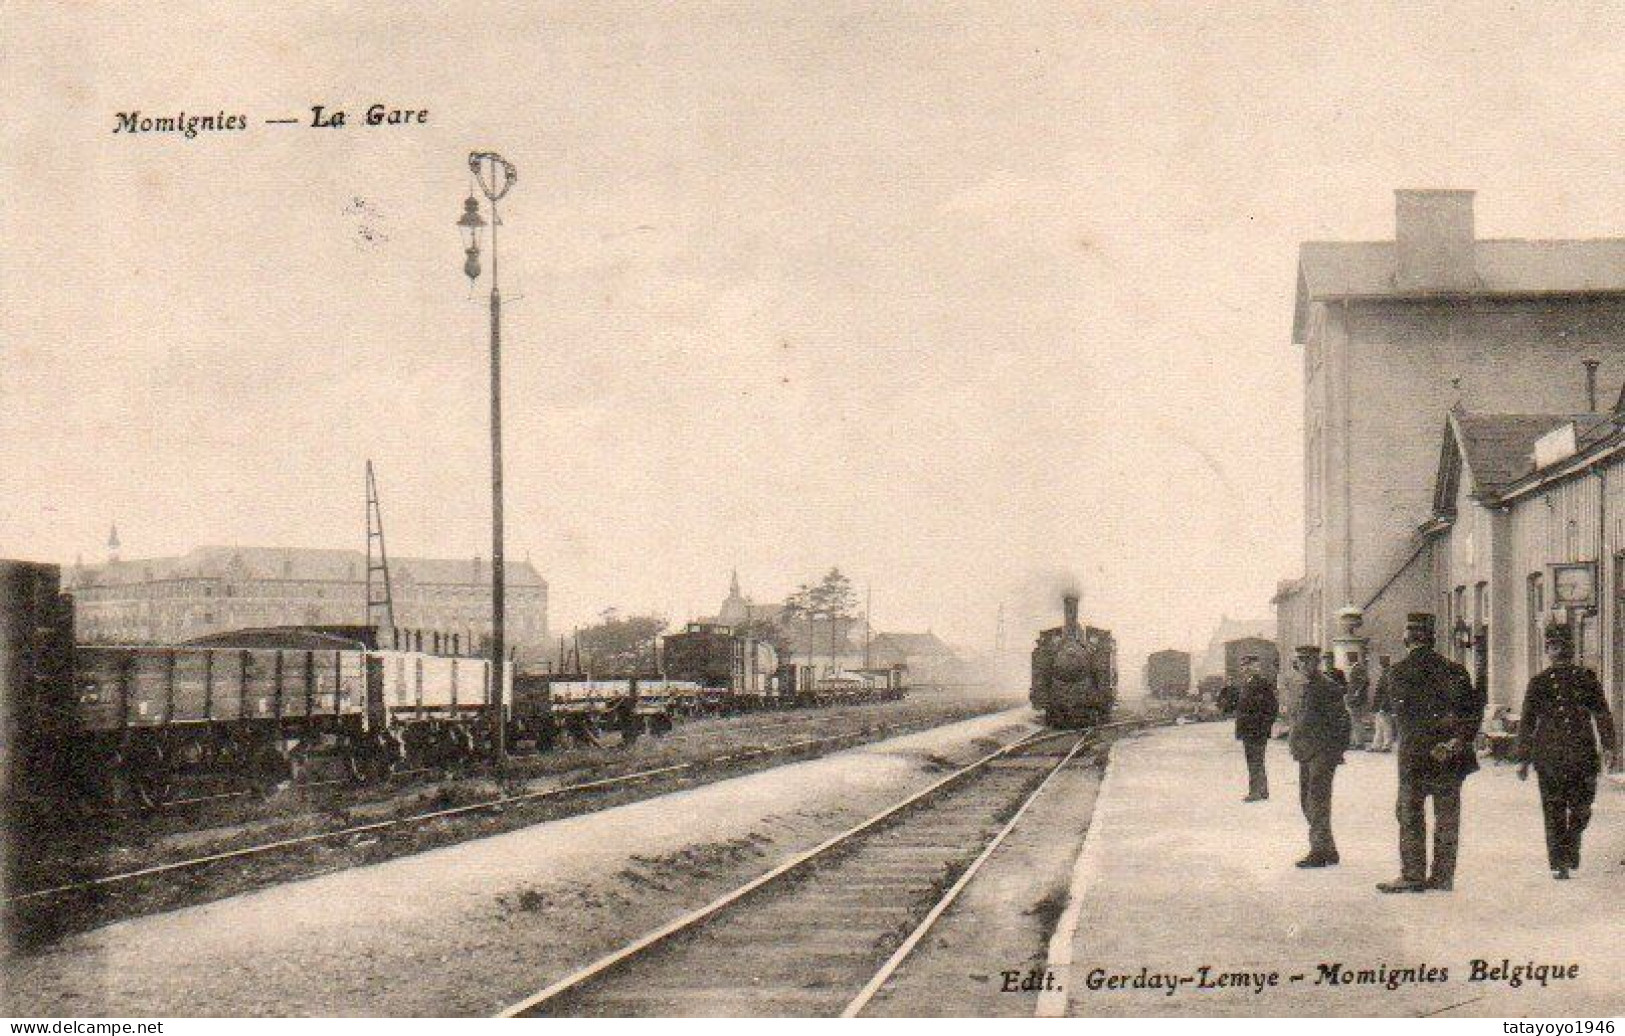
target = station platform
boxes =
[1046,721,1624,1017]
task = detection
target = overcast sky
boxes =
[8,1,1625,667]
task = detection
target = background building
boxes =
[66,545,549,662]
[1276,188,1625,656]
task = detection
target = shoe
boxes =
[1425,876,1453,892]
[1377,878,1429,893]
[1296,855,1334,868]
[1242,794,1264,802]
[1553,868,1570,880]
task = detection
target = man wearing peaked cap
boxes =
[1234,654,1278,801]
[1288,645,1350,867]
[1517,622,1618,879]
[1377,612,1485,893]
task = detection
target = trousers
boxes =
[1397,774,1462,883]
[1536,766,1597,870]
[1242,738,1269,798]
[1298,757,1338,858]
[1370,712,1395,751]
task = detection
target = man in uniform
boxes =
[1288,646,1350,867]
[1369,654,1396,752]
[1322,650,1347,688]
[1517,624,1618,879]
[1234,654,1278,801]
[1378,613,1485,893]
[1345,651,1371,750]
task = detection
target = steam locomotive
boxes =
[1029,593,1117,728]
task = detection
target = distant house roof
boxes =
[70,546,545,589]
[870,632,955,658]
[1293,239,1625,342]
[1433,411,1617,515]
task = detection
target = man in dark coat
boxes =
[1322,651,1347,688]
[1517,623,1618,879]
[1345,652,1372,749]
[1234,654,1278,801]
[1377,613,1485,893]
[1288,646,1350,867]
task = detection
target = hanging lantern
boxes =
[457,195,486,282]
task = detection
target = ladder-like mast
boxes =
[365,460,396,632]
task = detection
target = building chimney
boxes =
[472,554,482,583]
[1394,189,1477,292]
[1584,359,1601,412]
[1062,593,1080,631]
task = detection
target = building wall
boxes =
[1308,296,1625,651]
[71,576,549,662]
[1433,452,1625,752]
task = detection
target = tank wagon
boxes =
[1144,649,1193,699]
[1029,593,1116,728]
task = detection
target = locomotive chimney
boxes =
[1062,593,1080,631]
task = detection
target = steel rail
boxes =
[842,717,1151,1016]
[495,727,1074,1018]
[7,712,1007,905]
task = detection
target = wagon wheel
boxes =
[252,739,296,796]
[346,730,403,783]
[126,741,174,811]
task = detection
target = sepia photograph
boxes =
[2,0,1623,1023]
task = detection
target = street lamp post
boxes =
[459,150,518,767]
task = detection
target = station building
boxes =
[1421,406,1625,745]
[1274,189,1625,666]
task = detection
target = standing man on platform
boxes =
[1235,654,1278,802]
[1345,651,1372,750]
[1369,654,1396,753]
[1517,624,1618,880]
[1289,646,1350,867]
[1378,613,1485,894]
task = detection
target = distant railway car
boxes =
[1222,637,1278,686]
[1029,594,1116,728]
[661,622,780,709]
[1144,649,1192,699]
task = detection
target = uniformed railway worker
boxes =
[1234,654,1278,801]
[1377,613,1485,893]
[1517,624,1619,879]
[1288,646,1350,867]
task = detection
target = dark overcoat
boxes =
[1289,673,1350,763]
[1234,674,1278,742]
[1517,663,1618,776]
[1387,646,1484,784]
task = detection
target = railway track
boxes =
[6,709,1018,909]
[498,719,1149,1018]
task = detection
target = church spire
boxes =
[729,568,741,597]
[107,523,121,564]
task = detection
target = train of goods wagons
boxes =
[1029,593,1117,729]
[1143,648,1193,700]
[2,561,905,808]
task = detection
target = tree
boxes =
[779,584,814,668]
[807,567,857,675]
[577,611,667,675]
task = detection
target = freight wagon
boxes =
[69,626,512,804]
[1144,649,1193,699]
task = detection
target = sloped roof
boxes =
[1293,238,1625,341]
[870,631,955,657]
[1435,412,1617,514]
